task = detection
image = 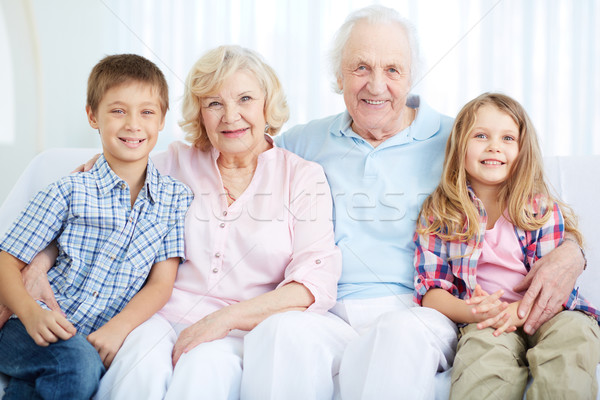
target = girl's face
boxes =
[465,104,520,194]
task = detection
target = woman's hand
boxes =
[171,310,233,366]
[73,153,101,173]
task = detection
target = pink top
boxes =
[153,140,341,324]
[476,214,527,303]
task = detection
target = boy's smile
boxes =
[86,81,164,174]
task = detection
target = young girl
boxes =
[413,93,600,399]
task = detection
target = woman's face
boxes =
[200,69,268,157]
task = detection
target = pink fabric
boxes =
[152,140,341,324]
[476,214,527,303]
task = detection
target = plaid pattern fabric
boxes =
[413,187,599,324]
[0,155,193,335]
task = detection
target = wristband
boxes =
[563,237,587,270]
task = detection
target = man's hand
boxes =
[514,239,584,334]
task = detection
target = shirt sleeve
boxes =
[533,200,564,261]
[276,162,341,314]
[413,223,458,305]
[153,182,194,264]
[0,181,70,264]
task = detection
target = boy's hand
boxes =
[0,306,12,330]
[87,321,130,368]
[22,307,76,346]
[0,263,63,329]
[0,248,62,329]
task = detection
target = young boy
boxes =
[0,54,193,399]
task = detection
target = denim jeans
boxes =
[0,318,105,400]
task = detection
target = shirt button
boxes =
[315,259,322,264]
[223,211,228,216]
[110,255,116,260]
[120,183,126,189]
[219,222,226,228]
[212,268,219,273]
[92,291,99,297]
[215,252,221,258]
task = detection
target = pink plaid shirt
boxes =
[413,188,599,323]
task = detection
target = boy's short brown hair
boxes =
[87,54,169,116]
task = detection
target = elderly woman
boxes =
[0,45,340,399]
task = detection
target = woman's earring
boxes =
[264,123,270,133]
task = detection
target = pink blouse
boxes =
[476,214,528,303]
[153,140,341,324]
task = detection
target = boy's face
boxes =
[86,81,165,169]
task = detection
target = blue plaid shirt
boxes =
[0,155,193,335]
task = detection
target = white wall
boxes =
[1,0,599,205]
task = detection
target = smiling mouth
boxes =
[221,128,249,136]
[363,99,386,105]
[481,160,504,165]
[120,138,145,144]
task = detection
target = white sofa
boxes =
[0,148,599,399]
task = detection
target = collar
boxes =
[93,155,158,204]
[466,184,485,214]
[329,95,442,142]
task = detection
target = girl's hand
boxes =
[465,285,510,326]
[22,307,76,346]
[87,321,130,368]
[481,301,525,336]
[171,310,233,366]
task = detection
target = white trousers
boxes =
[241,295,457,400]
[95,314,244,400]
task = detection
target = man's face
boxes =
[338,20,413,144]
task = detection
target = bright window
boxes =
[0,5,15,145]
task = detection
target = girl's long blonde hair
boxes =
[417,93,582,245]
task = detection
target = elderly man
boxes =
[241,5,586,399]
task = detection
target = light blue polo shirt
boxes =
[276,96,454,300]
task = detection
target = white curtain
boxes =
[94,0,600,156]
[1,0,598,164]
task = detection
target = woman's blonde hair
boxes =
[179,45,289,151]
[418,92,582,245]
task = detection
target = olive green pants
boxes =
[450,311,600,400]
